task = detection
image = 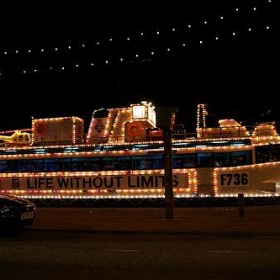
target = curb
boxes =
[26,228,280,236]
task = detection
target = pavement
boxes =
[28,205,280,236]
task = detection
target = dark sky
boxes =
[0,0,279,132]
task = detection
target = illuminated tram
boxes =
[0,101,280,200]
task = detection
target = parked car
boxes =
[0,194,36,229]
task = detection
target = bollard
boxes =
[238,193,245,217]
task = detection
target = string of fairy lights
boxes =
[0,0,277,80]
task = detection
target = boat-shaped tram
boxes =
[0,101,280,203]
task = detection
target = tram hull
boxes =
[0,163,280,199]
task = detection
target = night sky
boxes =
[0,0,279,133]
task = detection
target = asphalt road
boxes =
[1,230,280,279]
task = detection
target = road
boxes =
[1,229,280,279]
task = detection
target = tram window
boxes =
[7,161,17,172]
[101,156,132,170]
[0,160,8,172]
[55,158,71,171]
[197,153,212,167]
[114,157,131,170]
[71,158,94,171]
[173,155,196,168]
[103,145,130,152]
[255,145,280,163]
[232,152,251,166]
[64,159,72,171]
[132,155,163,170]
[87,158,101,171]
[18,159,40,172]
[35,159,44,171]
[43,159,57,171]
[102,157,117,170]
[213,153,228,167]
